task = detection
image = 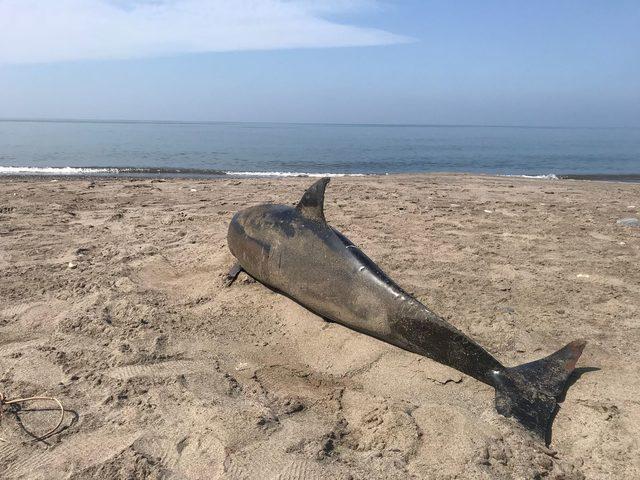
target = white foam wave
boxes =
[225,171,366,177]
[0,166,368,177]
[0,166,118,175]
[499,173,559,180]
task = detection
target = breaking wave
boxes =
[498,173,559,180]
[498,173,640,182]
[0,166,120,175]
[0,166,366,177]
[226,171,365,177]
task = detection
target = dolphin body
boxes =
[226,178,585,441]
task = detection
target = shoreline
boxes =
[1,169,640,183]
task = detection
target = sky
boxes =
[0,0,638,126]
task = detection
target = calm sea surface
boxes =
[0,120,638,178]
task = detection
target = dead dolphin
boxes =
[226,178,585,441]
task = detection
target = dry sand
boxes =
[0,174,638,479]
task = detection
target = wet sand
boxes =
[0,174,639,479]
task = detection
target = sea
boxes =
[1,120,639,181]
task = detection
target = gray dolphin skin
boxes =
[226,178,586,442]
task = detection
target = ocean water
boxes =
[0,120,639,179]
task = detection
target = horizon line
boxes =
[0,117,638,130]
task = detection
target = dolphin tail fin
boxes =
[492,340,586,442]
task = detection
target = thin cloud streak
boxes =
[0,0,411,64]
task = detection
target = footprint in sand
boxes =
[223,455,325,480]
[274,459,325,480]
[254,365,338,403]
[134,433,225,480]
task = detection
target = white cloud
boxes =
[0,0,410,64]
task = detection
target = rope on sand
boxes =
[0,392,65,441]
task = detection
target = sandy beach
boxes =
[0,174,638,479]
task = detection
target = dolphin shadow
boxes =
[546,366,600,445]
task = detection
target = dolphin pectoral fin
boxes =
[296,177,330,222]
[223,262,243,287]
[492,340,586,443]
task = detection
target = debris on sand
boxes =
[616,217,639,227]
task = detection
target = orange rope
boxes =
[0,392,65,441]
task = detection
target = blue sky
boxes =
[0,0,638,126]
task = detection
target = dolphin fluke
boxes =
[492,340,586,440]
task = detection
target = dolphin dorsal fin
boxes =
[296,177,330,222]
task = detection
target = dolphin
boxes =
[226,178,586,441]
